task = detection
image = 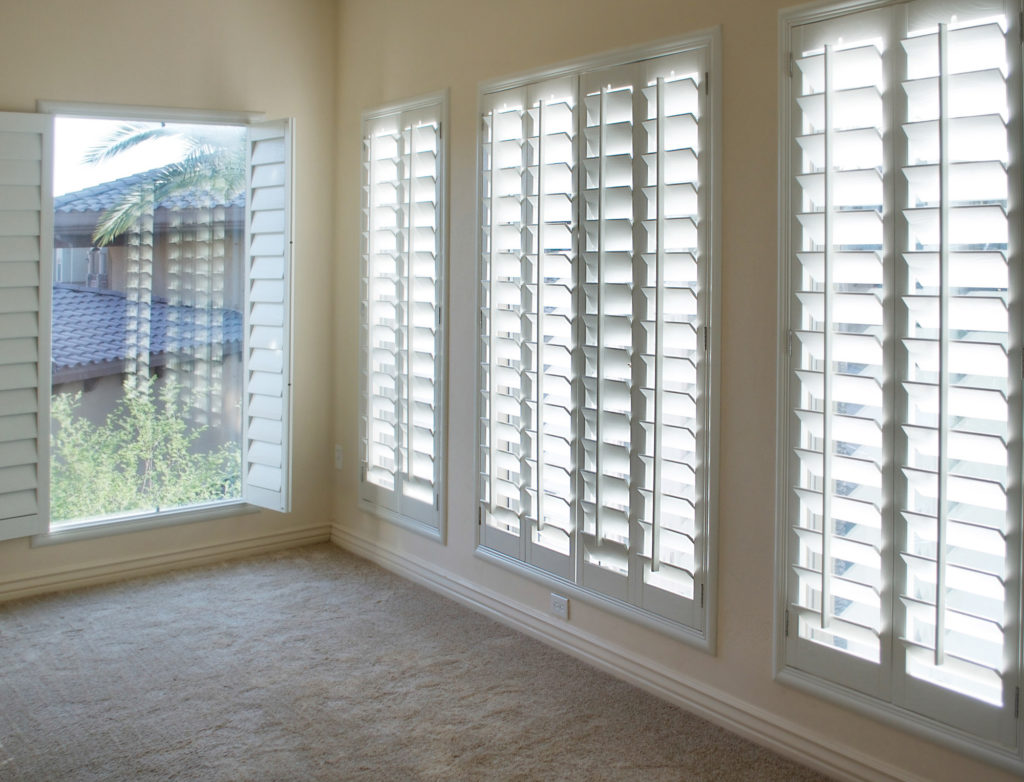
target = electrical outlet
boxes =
[334,444,343,470]
[549,593,569,621]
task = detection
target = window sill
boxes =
[31,501,261,548]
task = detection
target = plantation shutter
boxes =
[242,119,293,512]
[479,37,714,633]
[784,0,1021,745]
[359,98,445,532]
[0,112,51,541]
[479,76,578,577]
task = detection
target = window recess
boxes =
[359,93,447,538]
[779,0,1023,763]
[478,33,719,641]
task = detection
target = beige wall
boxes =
[0,0,336,589]
[332,1,1019,780]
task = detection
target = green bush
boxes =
[50,377,241,523]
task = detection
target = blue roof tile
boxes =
[52,284,243,374]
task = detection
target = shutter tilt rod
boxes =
[820,44,835,631]
[934,22,951,667]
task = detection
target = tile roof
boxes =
[55,169,243,215]
[52,284,243,375]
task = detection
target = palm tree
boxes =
[84,122,246,246]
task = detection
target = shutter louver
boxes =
[360,97,444,532]
[479,39,714,634]
[243,120,293,512]
[782,0,1021,747]
[0,112,50,541]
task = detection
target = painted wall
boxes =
[0,0,336,590]
[332,1,1019,780]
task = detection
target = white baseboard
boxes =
[331,524,927,782]
[0,524,331,603]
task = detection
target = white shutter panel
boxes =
[787,15,888,696]
[480,78,578,576]
[580,52,707,627]
[782,0,1021,747]
[895,9,1017,743]
[360,97,444,532]
[243,119,293,512]
[0,112,51,541]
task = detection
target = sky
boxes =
[53,117,187,196]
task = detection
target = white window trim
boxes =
[773,1,1024,772]
[0,101,294,543]
[358,90,449,543]
[473,29,722,652]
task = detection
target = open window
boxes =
[0,106,293,543]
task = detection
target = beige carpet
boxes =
[0,544,829,781]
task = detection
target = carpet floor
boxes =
[0,543,829,781]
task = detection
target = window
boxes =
[359,93,447,538]
[0,106,293,542]
[477,33,719,643]
[778,0,1023,766]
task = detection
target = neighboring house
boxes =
[51,171,246,444]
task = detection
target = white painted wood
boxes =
[242,119,293,512]
[0,111,49,542]
[359,93,447,538]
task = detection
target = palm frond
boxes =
[91,184,156,247]
[82,124,176,165]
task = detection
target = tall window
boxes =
[778,0,1023,763]
[478,34,719,641]
[359,94,447,538]
[0,107,293,543]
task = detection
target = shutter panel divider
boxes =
[821,43,835,632]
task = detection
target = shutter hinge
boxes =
[785,609,790,637]
[1015,686,1020,719]
[787,330,794,356]
[700,583,705,607]
[702,326,709,352]
[704,71,709,95]
[479,309,485,331]
[435,493,440,510]
[437,305,442,327]
[1019,12,1023,44]
[360,462,367,482]
[788,52,794,79]
[477,506,483,526]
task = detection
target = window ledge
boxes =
[32,501,261,547]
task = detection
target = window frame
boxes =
[357,90,449,542]
[0,101,294,546]
[473,30,722,651]
[773,0,1024,771]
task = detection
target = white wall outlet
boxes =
[334,444,343,470]
[549,593,569,621]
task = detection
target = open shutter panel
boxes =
[0,112,51,541]
[360,100,443,530]
[243,119,293,512]
[784,0,1021,745]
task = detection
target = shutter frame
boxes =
[359,92,447,539]
[243,118,293,513]
[0,111,51,542]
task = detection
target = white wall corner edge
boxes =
[330,524,930,782]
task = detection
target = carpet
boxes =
[0,544,829,781]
